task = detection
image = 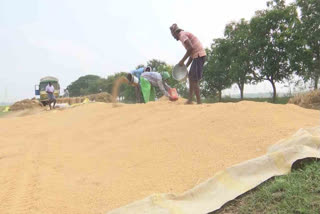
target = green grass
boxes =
[203,96,291,105]
[0,106,9,117]
[212,160,320,214]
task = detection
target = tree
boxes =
[67,75,102,97]
[65,73,136,102]
[104,72,136,102]
[250,0,299,102]
[202,39,233,102]
[225,19,255,100]
[135,64,145,69]
[147,59,167,71]
[296,0,320,89]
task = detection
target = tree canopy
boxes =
[67,75,103,97]
[249,0,299,102]
[296,0,320,89]
[202,39,233,101]
[224,19,255,99]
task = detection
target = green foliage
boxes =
[250,0,300,102]
[296,0,320,89]
[225,19,255,99]
[147,59,167,71]
[202,39,233,101]
[203,0,319,102]
[213,160,320,214]
[240,160,320,213]
[67,75,102,97]
[65,73,135,102]
[136,64,145,69]
[104,72,136,102]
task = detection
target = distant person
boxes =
[170,23,206,104]
[46,82,56,109]
[129,66,151,103]
[63,89,69,97]
[140,71,172,98]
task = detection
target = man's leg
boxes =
[53,99,56,109]
[194,81,201,104]
[48,100,52,110]
[186,79,194,104]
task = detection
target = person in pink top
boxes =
[170,24,206,104]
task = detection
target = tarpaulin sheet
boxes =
[107,127,320,214]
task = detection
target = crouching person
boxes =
[128,66,151,103]
[140,71,172,102]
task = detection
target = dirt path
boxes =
[0,101,318,213]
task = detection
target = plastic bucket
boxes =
[172,64,188,81]
[127,73,139,86]
[169,88,179,101]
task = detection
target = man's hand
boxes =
[178,60,185,66]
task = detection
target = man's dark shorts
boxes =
[189,56,206,81]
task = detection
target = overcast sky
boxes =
[0,0,295,102]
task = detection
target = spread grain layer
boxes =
[0,101,318,214]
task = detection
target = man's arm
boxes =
[163,81,171,91]
[186,57,193,68]
[157,80,170,97]
[179,39,193,66]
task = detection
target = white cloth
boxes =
[46,84,55,93]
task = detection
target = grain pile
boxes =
[0,101,318,214]
[155,95,187,104]
[88,92,113,103]
[289,90,320,110]
[57,92,113,105]
[10,99,43,111]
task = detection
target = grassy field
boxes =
[212,159,320,214]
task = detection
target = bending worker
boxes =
[129,66,151,103]
[140,71,172,102]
